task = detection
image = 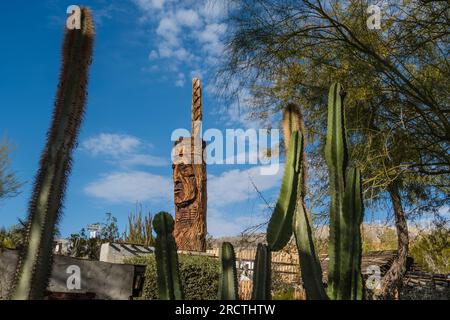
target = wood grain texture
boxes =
[173,78,207,252]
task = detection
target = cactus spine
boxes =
[252,244,271,300]
[218,242,239,300]
[153,212,184,300]
[10,8,94,300]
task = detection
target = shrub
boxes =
[127,254,220,300]
[410,226,450,274]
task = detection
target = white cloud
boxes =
[208,165,283,207]
[84,171,171,203]
[82,133,141,157]
[175,72,186,87]
[82,133,167,168]
[134,0,166,11]
[156,17,180,46]
[176,9,200,27]
[198,23,227,43]
[207,208,268,237]
[121,154,169,167]
[133,0,229,89]
[148,50,159,60]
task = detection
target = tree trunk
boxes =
[380,184,409,298]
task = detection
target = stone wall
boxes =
[0,249,142,300]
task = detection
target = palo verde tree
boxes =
[219,0,449,297]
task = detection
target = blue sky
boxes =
[0,0,285,237]
[2,1,441,239]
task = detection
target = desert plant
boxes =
[410,221,450,274]
[126,254,220,300]
[325,83,364,300]
[266,83,364,300]
[252,243,272,300]
[153,212,184,300]
[218,242,239,300]
[123,208,154,246]
[10,7,94,300]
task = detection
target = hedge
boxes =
[127,254,220,300]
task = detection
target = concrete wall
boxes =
[100,242,154,264]
[0,249,138,300]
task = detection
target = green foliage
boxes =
[252,244,272,300]
[0,140,22,201]
[127,254,220,300]
[218,242,238,300]
[11,8,95,300]
[153,212,184,300]
[0,223,25,250]
[68,213,121,260]
[123,208,154,246]
[410,223,450,274]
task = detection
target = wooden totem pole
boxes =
[172,78,207,252]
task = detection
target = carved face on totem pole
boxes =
[173,162,197,208]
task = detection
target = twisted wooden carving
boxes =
[173,78,207,252]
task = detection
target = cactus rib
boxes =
[153,212,184,300]
[218,242,239,300]
[266,131,301,251]
[324,82,348,299]
[252,244,272,300]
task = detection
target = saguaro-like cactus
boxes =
[325,83,364,300]
[153,212,184,300]
[266,85,364,300]
[340,167,364,300]
[10,8,94,300]
[286,105,328,300]
[324,82,348,299]
[252,244,272,300]
[218,242,239,300]
[266,128,301,251]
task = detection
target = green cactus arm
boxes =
[252,244,272,300]
[293,202,329,300]
[266,131,301,251]
[153,212,184,300]
[339,168,364,300]
[10,8,94,300]
[324,82,348,299]
[218,242,239,300]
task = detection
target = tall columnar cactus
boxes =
[286,105,328,300]
[10,8,94,300]
[266,123,301,251]
[266,84,364,300]
[252,244,272,300]
[324,83,364,300]
[340,168,364,300]
[218,242,239,300]
[153,212,184,300]
[324,82,348,299]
